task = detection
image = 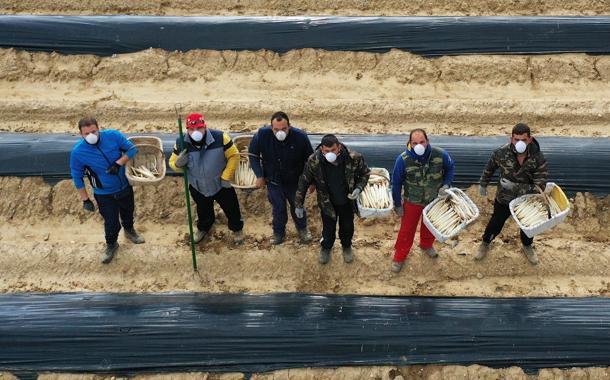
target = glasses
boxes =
[189,119,205,126]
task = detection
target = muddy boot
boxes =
[270,233,285,245]
[475,242,490,261]
[391,260,404,273]
[124,227,145,244]
[233,230,244,245]
[298,228,313,244]
[423,247,438,258]
[102,242,119,264]
[522,245,539,265]
[319,247,331,265]
[193,229,208,244]
[342,246,353,263]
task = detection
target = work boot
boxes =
[193,229,208,244]
[342,246,354,263]
[423,246,438,258]
[124,227,145,244]
[391,260,404,273]
[233,230,244,245]
[298,228,313,244]
[475,242,490,261]
[522,245,539,265]
[319,247,331,265]
[271,233,285,245]
[102,242,119,264]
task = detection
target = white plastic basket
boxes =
[125,136,166,186]
[509,182,570,238]
[357,167,393,219]
[422,187,480,242]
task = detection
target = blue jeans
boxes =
[94,186,135,245]
[267,183,307,236]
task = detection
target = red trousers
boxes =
[393,201,435,262]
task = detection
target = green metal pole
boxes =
[175,106,198,271]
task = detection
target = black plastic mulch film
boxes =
[1,133,608,196]
[1,16,610,56]
[1,293,610,375]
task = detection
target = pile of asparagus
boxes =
[358,173,391,209]
[233,147,257,187]
[426,189,478,236]
[129,154,160,179]
[512,194,563,228]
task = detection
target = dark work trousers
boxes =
[320,202,354,250]
[189,185,244,233]
[482,199,534,246]
[267,182,307,236]
[94,186,135,245]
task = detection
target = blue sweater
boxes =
[391,144,455,207]
[249,126,313,186]
[70,130,138,195]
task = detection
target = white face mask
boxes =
[515,140,527,154]
[84,133,98,145]
[275,130,287,141]
[413,143,426,156]
[324,152,337,163]
[191,130,204,142]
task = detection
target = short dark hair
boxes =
[512,123,531,136]
[320,134,340,147]
[409,128,428,143]
[78,117,98,131]
[270,111,290,125]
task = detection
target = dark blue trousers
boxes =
[267,183,307,236]
[94,186,135,245]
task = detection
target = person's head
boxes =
[78,117,100,144]
[511,123,532,154]
[320,134,342,163]
[186,113,207,142]
[270,111,290,141]
[409,128,429,156]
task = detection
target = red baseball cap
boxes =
[186,113,207,129]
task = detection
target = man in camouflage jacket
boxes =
[477,123,549,265]
[295,134,370,265]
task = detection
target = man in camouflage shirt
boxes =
[295,134,370,265]
[477,123,549,265]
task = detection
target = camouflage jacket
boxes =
[480,138,548,205]
[295,145,371,219]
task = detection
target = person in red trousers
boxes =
[390,129,455,273]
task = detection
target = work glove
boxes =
[221,179,232,188]
[347,188,361,200]
[83,199,95,212]
[438,184,450,197]
[394,206,404,217]
[106,162,122,175]
[295,207,305,219]
[500,178,516,190]
[174,149,189,168]
[479,185,487,196]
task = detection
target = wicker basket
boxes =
[231,134,259,189]
[125,136,166,186]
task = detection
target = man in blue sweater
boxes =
[249,112,314,245]
[391,129,455,273]
[70,117,145,264]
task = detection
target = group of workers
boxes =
[70,113,549,270]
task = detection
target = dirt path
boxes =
[1,49,610,137]
[2,0,609,16]
[1,177,608,296]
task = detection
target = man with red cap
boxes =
[169,113,244,244]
